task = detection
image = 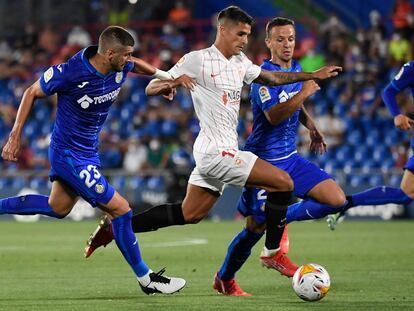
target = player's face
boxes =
[220,21,251,55]
[266,25,295,64]
[108,45,134,71]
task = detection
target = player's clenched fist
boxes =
[394,114,414,131]
[302,80,320,98]
[1,134,20,162]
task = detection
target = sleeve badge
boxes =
[259,86,271,102]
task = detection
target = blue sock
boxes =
[350,186,412,207]
[217,228,263,280]
[287,199,347,223]
[111,210,149,277]
[0,195,64,218]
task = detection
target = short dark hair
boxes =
[266,17,295,38]
[98,26,134,53]
[217,6,254,25]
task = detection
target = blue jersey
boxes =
[39,46,134,156]
[244,59,303,160]
[390,61,414,96]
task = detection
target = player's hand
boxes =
[163,88,177,101]
[172,74,196,91]
[312,66,342,80]
[394,114,414,131]
[309,129,327,155]
[302,80,320,98]
[1,133,20,162]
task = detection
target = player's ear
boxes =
[265,37,271,49]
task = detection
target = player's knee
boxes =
[183,209,207,224]
[48,200,71,218]
[277,172,293,192]
[246,217,266,233]
[331,192,347,208]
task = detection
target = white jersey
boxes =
[168,45,261,155]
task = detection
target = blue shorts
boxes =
[49,147,115,207]
[404,155,414,173]
[237,152,332,224]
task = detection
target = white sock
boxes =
[137,269,152,286]
[262,246,280,257]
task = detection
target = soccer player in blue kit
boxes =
[0,26,188,295]
[327,61,414,229]
[213,17,350,296]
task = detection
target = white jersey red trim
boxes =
[169,45,261,155]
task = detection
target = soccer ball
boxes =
[292,263,330,301]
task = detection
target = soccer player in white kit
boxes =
[85,6,341,279]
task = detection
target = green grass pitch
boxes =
[0,219,413,311]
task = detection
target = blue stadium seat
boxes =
[147,176,165,190]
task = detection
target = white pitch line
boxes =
[144,239,209,248]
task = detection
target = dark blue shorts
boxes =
[49,147,115,207]
[237,152,332,224]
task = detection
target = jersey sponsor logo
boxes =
[278,90,289,103]
[222,90,241,105]
[57,64,63,73]
[77,87,122,109]
[259,86,271,103]
[77,95,94,109]
[43,67,54,83]
[77,81,89,88]
[115,72,123,83]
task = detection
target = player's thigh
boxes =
[307,179,346,207]
[400,169,414,199]
[246,157,293,192]
[182,183,219,223]
[99,191,130,218]
[49,180,79,215]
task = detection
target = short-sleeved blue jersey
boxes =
[387,61,414,151]
[244,59,303,160]
[391,61,414,95]
[39,46,134,156]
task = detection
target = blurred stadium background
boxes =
[0,0,414,222]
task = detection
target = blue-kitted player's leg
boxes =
[282,155,347,223]
[0,179,77,219]
[328,158,414,230]
[50,148,185,295]
[214,188,265,296]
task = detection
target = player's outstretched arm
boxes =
[264,80,320,125]
[2,80,46,162]
[254,65,342,86]
[145,74,196,96]
[130,56,172,80]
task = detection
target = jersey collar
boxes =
[264,59,294,72]
[81,46,113,78]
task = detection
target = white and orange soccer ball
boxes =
[292,263,331,301]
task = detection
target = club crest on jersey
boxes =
[259,86,271,103]
[115,72,123,83]
[95,183,105,194]
[44,67,54,83]
[222,90,241,105]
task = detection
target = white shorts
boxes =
[188,149,258,194]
